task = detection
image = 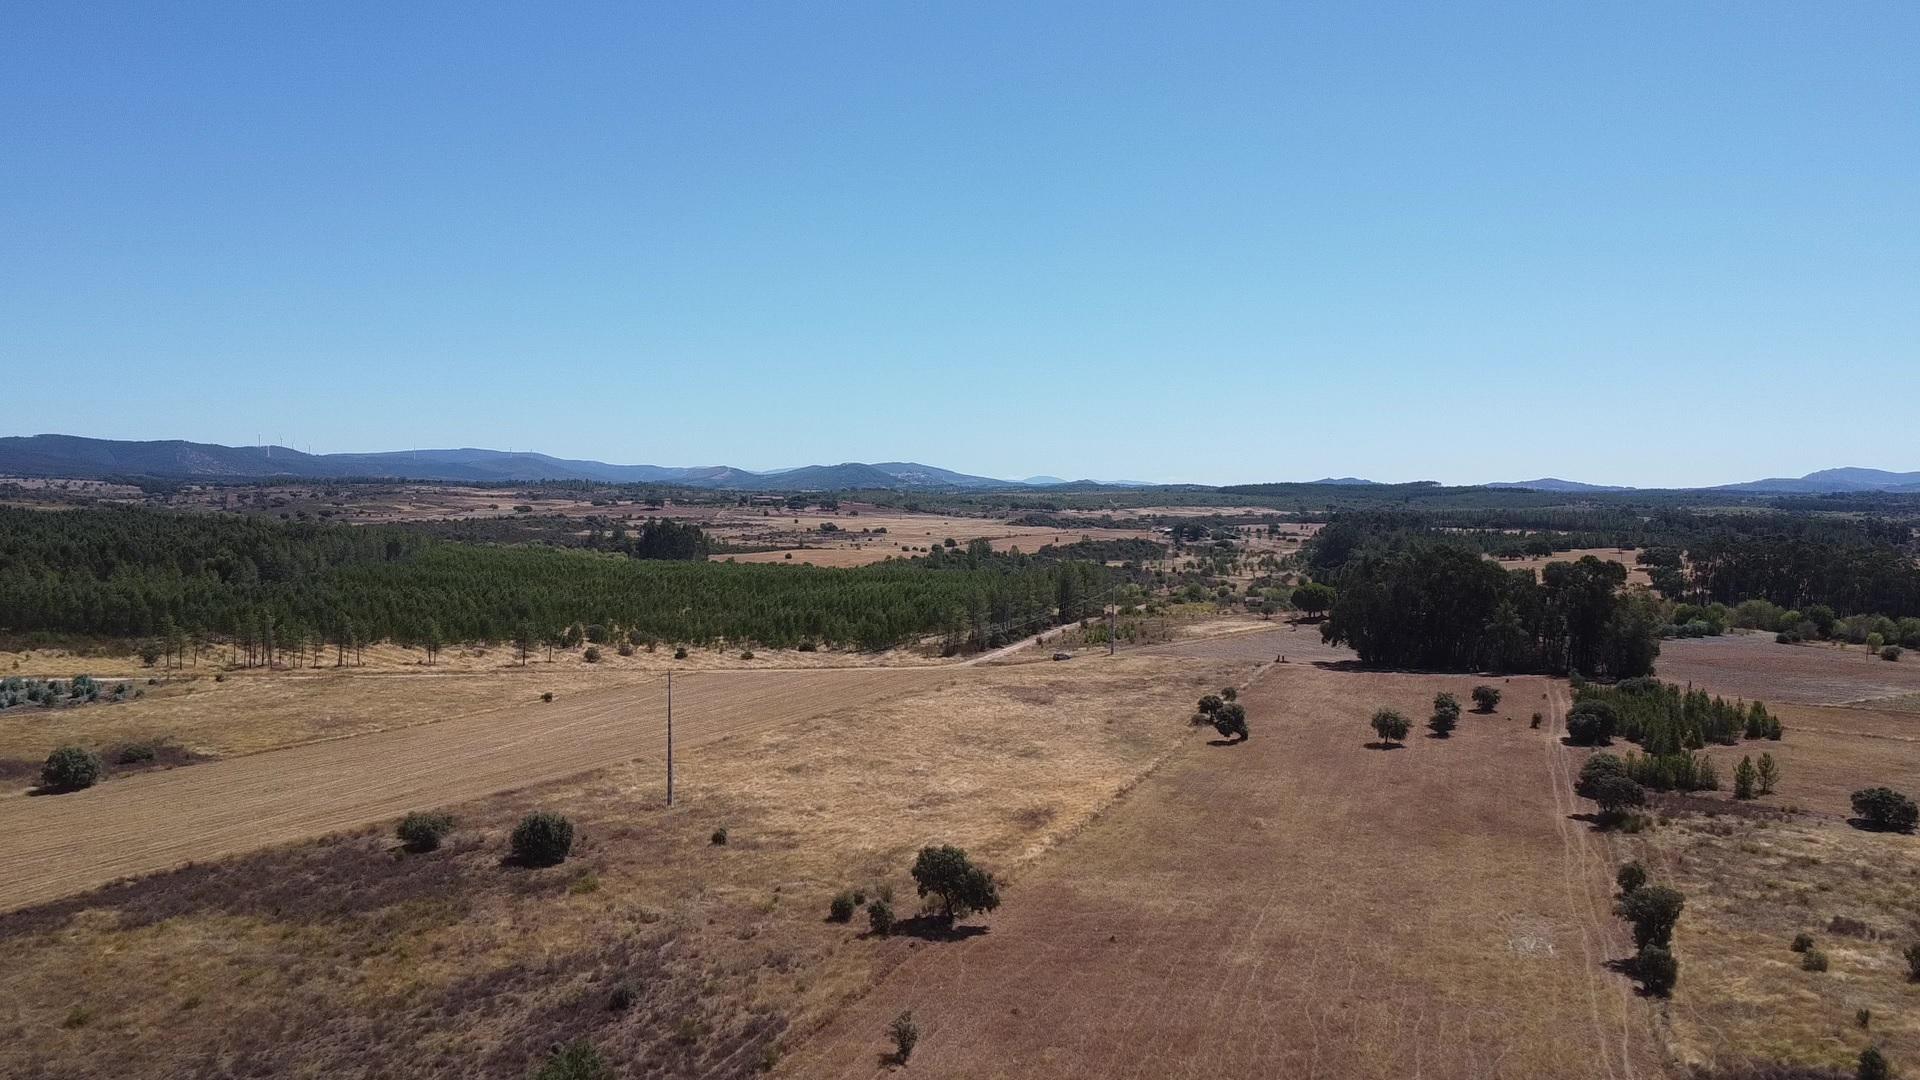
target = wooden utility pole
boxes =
[666,671,675,807]
[1107,605,1117,656]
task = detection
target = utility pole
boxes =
[1107,605,1117,656]
[665,671,675,807]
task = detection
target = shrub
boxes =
[887,1011,919,1065]
[740,650,755,660]
[541,691,554,702]
[1858,1047,1890,1080]
[710,827,728,845]
[1616,862,1646,895]
[616,642,634,657]
[1210,701,1249,741]
[40,746,103,792]
[1801,948,1829,972]
[829,890,857,922]
[1472,685,1501,712]
[583,646,602,663]
[533,1039,610,1080]
[1530,712,1543,729]
[1636,944,1678,996]
[1791,932,1815,953]
[674,646,689,660]
[868,898,895,936]
[796,640,817,652]
[608,983,638,1011]
[1883,646,1904,662]
[1850,787,1919,833]
[1905,941,1920,981]
[1618,885,1685,950]
[1370,708,1411,745]
[911,844,1001,921]
[116,743,156,765]
[1196,694,1224,717]
[397,810,455,852]
[511,811,575,866]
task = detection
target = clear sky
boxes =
[3,3,1915,487]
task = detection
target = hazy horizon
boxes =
[5,3,1916,487]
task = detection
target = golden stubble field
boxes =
[0,651,1253,1080]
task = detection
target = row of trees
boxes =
[0,506,1113,651]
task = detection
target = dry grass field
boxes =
[782,663,1658,1080]
[1612,634,1920,1076]
[1497,547,1652,588]
[0,653,1250,1080]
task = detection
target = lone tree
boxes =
[40,746,103,793]
[887,1011,919,1065]
[1756,752,1779,796]
[1471,685,1502,713]
[1428,692,1460,738]
[1370,708,1411,746]
[1851,787,1919,833]
[1618,885,1685,950]
[1733,756,1758,800]
[911,844,1001,923]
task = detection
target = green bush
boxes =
[533,1039,610,1080]
[1471,685,1501,712]
[673,646,689,660]
[829,890,856,922]
[541,691,554,703]
[1618,885,1685,950]
[710,827,728,845]
[511,811,575,867]
[1791,932,1815,953]
[1589,775,1646,821]
[1801,948,1829,972]
[868,898,895,936]
[887,1011,919,1064]
[583,646,602,663]
[1851,787,1919,833]
[397,811,455,852]
[1883,646,1904,662]
[1859,1047,1890,1080]
[1905,941,1920,981]
[40,746,104,792]
[1635,945,1678,996]
[116,743,156,765]
[1615,862,1646,895]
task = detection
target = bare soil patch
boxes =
[1658,634,1920,708]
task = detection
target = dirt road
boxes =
[781,663,1658,1080]
[0,667,946,913]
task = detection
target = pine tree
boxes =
[1756,752,1778,796]
[1733,756,1757,800]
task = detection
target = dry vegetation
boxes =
[0,654,1246,1079]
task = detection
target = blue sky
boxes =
[3,3,1915,486]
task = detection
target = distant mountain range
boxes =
[2,436,1915,495]
[0,435,1131,491]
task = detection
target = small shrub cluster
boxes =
[1194,690,1248,741]
[1,675,132,710]
[40,746,104,792]
[397,810,455,852]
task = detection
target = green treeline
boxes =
[0,507,1107,650]
[1308,517,1660,676]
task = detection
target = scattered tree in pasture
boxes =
[911,845,1000,922]
[1733,755,1757,800]
[1471,685,1501,713]
[888,1011,919,1065]
[1850,787,1919,833]
[1370,708,1411,746]
[1589,775,1646,823]
[1615,861,1646,895]
[1635,944,1678,996]
[39,746,104,792]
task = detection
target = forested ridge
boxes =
[0,507,1107,650]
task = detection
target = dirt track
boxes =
[781,663,1658,1079]
[0,667,947,913]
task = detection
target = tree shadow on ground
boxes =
[1601,956,1669,999]
[1206,736,1249,747]
[1847,817,1916,835]
[1363,741,1406,751]
[885,914,991,942]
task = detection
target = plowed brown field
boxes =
[0,667,945,913]
[780,664,1659,1080]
